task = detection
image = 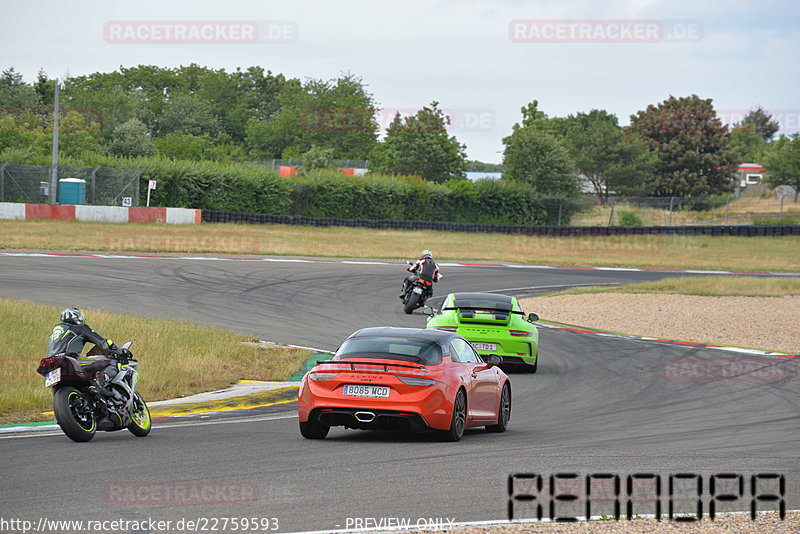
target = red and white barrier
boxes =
[0,203,201,225]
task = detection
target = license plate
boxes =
[343,385,390,398]
[412,287,423,294]
[45,368,61,387]
[472,342,497,351]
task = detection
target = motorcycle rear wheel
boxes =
[404,292,420,314]
[53,387,96,442]
[127,392,152,437]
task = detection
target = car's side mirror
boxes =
[423,306,436,317]
[485,354,502,366]
[528,313,539,322]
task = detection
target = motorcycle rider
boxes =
[47,307,121,397]
[401,249,442,298]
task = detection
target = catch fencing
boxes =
[0,163,143,206]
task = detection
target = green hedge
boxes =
[1,153,580,225]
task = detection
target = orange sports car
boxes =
[297,327,511,441]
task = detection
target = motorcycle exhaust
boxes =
[354,411,376,423]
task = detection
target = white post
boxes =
[49,79,60,204]
[725,196,730,224]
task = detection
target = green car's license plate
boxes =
[472,342,497,351]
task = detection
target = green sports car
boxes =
[425,292,540,373]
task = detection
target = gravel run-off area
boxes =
[518,294,800,355]
[488,294,799,531]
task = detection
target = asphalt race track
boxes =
[1,254,798,532]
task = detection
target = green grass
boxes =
[2,219,799,272]
[0,297,311,424]
[539,276,800,298]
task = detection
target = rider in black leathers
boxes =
[47,307,121,396]
[401,250,442,298]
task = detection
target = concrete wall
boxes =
[0,203,201,225]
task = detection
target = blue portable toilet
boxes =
[58,178,87,205]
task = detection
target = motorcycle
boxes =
[36,341,151,442]
[401,261,434,314]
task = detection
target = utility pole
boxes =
[49,79,60,204]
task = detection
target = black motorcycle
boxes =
[36,341,151,442]
[401,261,434,314]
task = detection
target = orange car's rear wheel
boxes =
[299,419,329,439]
[439,388,466,442]
[486,383,510,432]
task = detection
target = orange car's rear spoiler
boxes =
[314,359,427,372]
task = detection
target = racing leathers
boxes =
[401,257,442,297]
[47,322,119,397]
[47,322,116,357]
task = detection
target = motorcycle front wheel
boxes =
[53,387,96,442]
[127,392,152,437]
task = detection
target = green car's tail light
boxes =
[509,330,533,337]
[435,326,458,332]
[397,376,437,386]
[308,372,339,381]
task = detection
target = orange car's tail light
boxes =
[435,326,458,332]
[509,330,533,337]
[308,372,339,381]
[397,376,436,387]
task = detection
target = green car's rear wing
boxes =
[440,306,538,325]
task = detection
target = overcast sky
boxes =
[2,0,798,162]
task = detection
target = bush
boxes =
[1,151,581,226]
[619,210,643,226]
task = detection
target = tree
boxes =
[105,118,155,157]
[562,109,655,200]
[33,69,55,107]
[728,122,768,163]
[300,145,336,176]
[501,101,580,196]
[0,68,41,110]
[154,132,214,160]
[628,95,739,197]
[157,93,220,137]
[765,134,800,201]
[369,102,468,183]
[65,74,151,141]
[742,106,780,142]
[247,73,377,159]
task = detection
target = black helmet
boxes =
[60,307,85,325]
